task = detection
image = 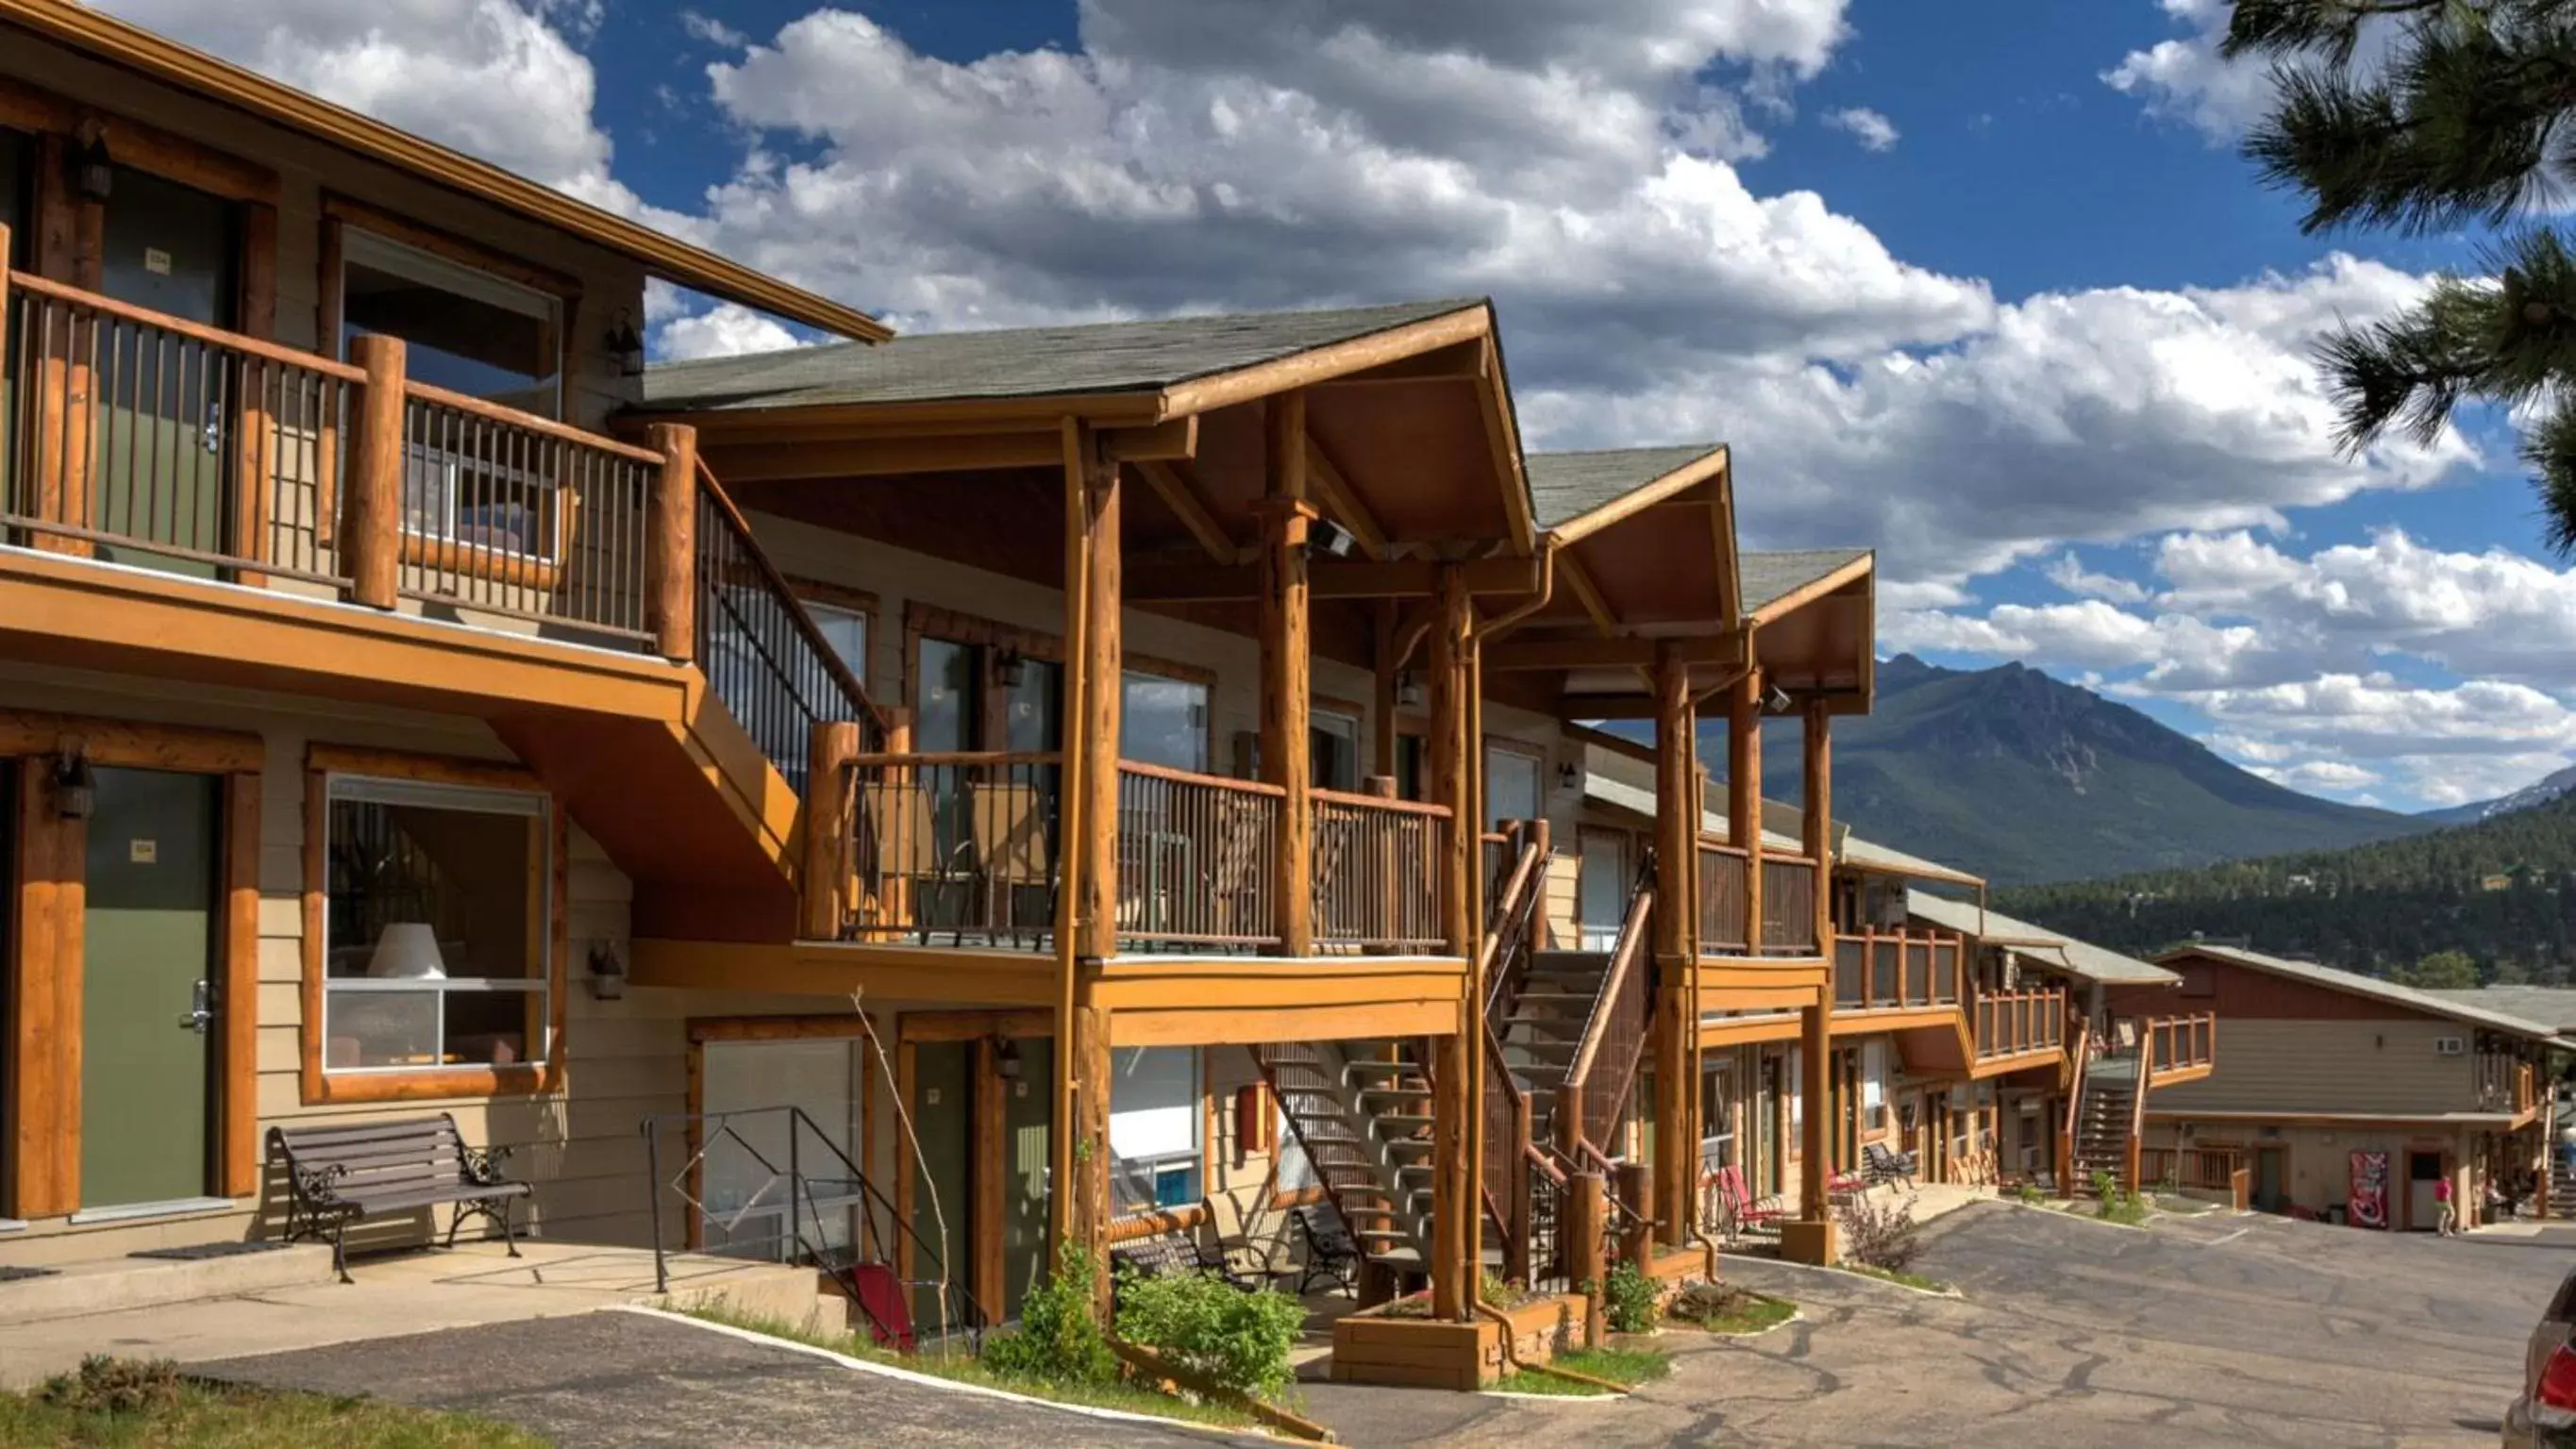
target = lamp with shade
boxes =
[367,923,448,980]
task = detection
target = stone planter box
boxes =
[1330,1292,1576,1391]
[1643,1243,1713,1308]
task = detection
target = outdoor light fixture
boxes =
[51,749,93,821]
[1765,684,1794,715]
[1558,761,1581,791]
[607,313,646,377]
[587,941,627,1001]
[995,649,1028,688]
[994,1038,1024,1080]
[1394,670,1427,709]
[69,127,112,203]
[1308,517,1359,559]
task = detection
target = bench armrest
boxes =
[288,1160,350,1207]
[459,1143,515,1188]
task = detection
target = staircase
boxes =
[1254,1039,1438,1270]
[2068,1055,2141,1194]
[1493,948,1609,1142]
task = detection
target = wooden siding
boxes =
[2144,1018,2477,1117]
[2129,950,2429,1022]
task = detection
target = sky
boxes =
[92,0,2576,813]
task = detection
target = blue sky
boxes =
[109,0,2576,812]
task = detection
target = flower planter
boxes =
[1330,1292,1576,1391]
[1642,1244,1713,1310]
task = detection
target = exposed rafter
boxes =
[1303,434,1388,559]
[1131,458,1241,563]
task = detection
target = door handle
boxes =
[203,398,224,455]
[179,979,212,1035]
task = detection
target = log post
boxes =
[342,334,407,609]
[1619,1160,1657,1268]
[1569,1170,1606,1348]
[1260,391,1314,957]
[882,708,914,933]
[1429,565,1477,1320]
[799,720,860,941]
[1804,697,1832,957]
[1727,669,1763,951]
[645,422,699,662]
[1651,642,1697,1246]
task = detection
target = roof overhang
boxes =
[2,0,890,342]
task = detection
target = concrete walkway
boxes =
[0,1241,824,1389]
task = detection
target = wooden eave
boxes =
[0,0,890,342]
[1750,558,1876,714]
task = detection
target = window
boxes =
[1699,1059,1733,1173]
[1484,741,1543,829]
[805,602,869,690]
[1579,830,1630,951]
[1861,1041,1888,1132]
[1310,707,1362,791]
[341,227,561,419]
[1122,672,1210,772]
[698,1031,866,1261]
[1788,1047,1801,1128]
[320,774,552,1076]
[1110,1046,1203,1215]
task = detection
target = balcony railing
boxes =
[1832,927,1962,1010]
[1312,788,1449,952]
[2139,1145,2250,1208]
[1973,989,2066,1059]
[1761,854,1819,955]
[1,260,687,653]
[2141,1012,2217,1080]
[1698,841,1748,956]
[2477,1052,2537,1115]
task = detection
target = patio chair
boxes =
[1707,1164,1783,1242]
[1864,1141,1919,1190]
[1291,1203,1362,1297]
[1205,794,1273,951]
[968,775,1055,947]
[856,776,971,944]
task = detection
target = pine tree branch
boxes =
[2224,0,2454,67]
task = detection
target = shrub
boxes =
[982,1242,1117,1387]
[1602,1259,1661,1335]
[2015,1183,2046,1207]
[40,1357,186,1416]
[1114,1269,1305,1401]
[1833,1192,1923,1274]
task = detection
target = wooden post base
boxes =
[1358,1257,1402,1309]
[1778,1217,1839,1266]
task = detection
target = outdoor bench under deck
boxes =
[268,1114,530,1280]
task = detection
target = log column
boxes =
[800,720,861,941]
[1258,391,1314,957]
[1781,691,1840,1264]
[1727,669,1763,950]
[645,422,698,661]
[342,334,407,608]
[1650,643,1697,1246]
[1428,566,1478,1320]
[1053,422,1122,1309]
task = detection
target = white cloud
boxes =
[2100,0,2270,142]
[681,9,746,48]
[2182,675,2576,759]
[2044,552,2149,604]
[2244,758,2383,791]
[653,303,805,361]
[1822,106,1898,152]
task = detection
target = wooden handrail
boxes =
[1697,839,1749,859]
[1308,786,1453,818]
[696,457,890,737]
[1117,758,1291,796]
[1564,882,1654,1094]
[1765,853,1819,869]
[409,376,666,463]
[850,750,1063,768]
[9,268,369,381]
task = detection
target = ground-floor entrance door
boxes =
[2252,1145,2287,1213]
[1757,1053,1781,1195]
[904,1019,1057,1331]
[2405,1150,2446,1232]
[997,1037,1054,1318]
[79,767,219,1210]
[907,1040,975,1336]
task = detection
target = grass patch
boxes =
[0,1357,540,1447]
[1841,1263,1951,1294]
[1667,1283,1796,1336]
[682,1303,1263,1432]
[1492,1345,1671,1398]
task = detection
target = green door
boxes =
[92,165,239,578]
[909,1041,973,1337]
[1000,1037,1054,1320]
[80,767,219,1209]
[2254,1146,2287,1213]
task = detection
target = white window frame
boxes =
[320,773,553,1076]
[1109,1045,1204,1215]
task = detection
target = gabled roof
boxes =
[1841,834,1984,890]
[1528,444,1722,534]
[644,299,1482,413]
[2425,986,2576,1033]
[1,0,887,342]
[1908,891,2179,986]
[2164,943,2565,1043]
[1741,548,1872,619]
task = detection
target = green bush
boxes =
[982,1243,1117,1387]
[2015,1183,2046,1207]
[40,1357,184,1416]
[1602,1259,1661,1335]
[1832,1192,1923,1274]
[1114,1268,1305,1401]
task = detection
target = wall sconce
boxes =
[70,125,112,203]
[995,649,1028,688]
[587,941,627,1001]
[51,748,93,821]
[607,313,646,377]
[1557,761,1581,791]
[1764,684,1795,715]
[993,1038,1024,1080]
[1394,671,1426,709]
[1308,518,1358,559]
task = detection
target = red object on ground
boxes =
[847,1262,914,1351]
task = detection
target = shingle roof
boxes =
[1841,833,1984,889]
[1581,774,1802,853]
[1740,548,1870,616]
[2169,943,2566,1043]
[1907,891,2180,986]
[2425,986,2576,1032]
[1527,445,1721,532]
[642,298,1483,412]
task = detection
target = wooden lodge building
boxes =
[0,0,1915,1377]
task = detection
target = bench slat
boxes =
[274,1122,466,1150]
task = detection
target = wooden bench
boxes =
[268,1114,531,1281]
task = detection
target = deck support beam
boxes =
[1651,642,1697,1247]
[1260,391,1315,958]
[1781,695,1839,1265]
[1429,565,1477,1321]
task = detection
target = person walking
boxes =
[2434,1173,2458,1237]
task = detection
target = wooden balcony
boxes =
[1,260,692,658]
[822,751,1456,958]
[2477,1052,2538,1117]
[1832,927,1962,1013]
[1971,988,2066,1062]
[1696,840,1822,959]
[2140,1145,2250,1209]
[2140,1012,2217,1087]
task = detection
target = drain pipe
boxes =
[1474,1300,1632,1394]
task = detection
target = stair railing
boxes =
[1480,822,1549,1035]
[693,458,888,788]
[1473,824,1548,1282]
[2058,1019,2090,1193]
[1249,1041,1412,1265]
[1555,851,1656,1162]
